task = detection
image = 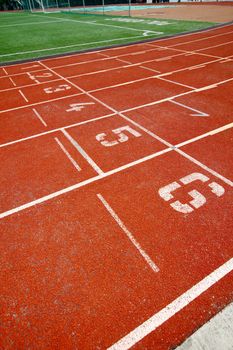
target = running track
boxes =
[0,23,233,350]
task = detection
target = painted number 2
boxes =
[158,172,225,214]
[96,126,141,147]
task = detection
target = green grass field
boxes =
[0,11,216,64]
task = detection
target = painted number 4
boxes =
[96,125,141,147]
[158,172,225,214]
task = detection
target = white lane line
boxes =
[32,108,47,127]
[157,76,196,90]
[175,122,233,148]
[2,67,8,75]
[195,40,233,54]
[61,129,104,175]
[97,193,159,273]
[140,65,161,73]
[0,148,171,220]
[0,92,83,114]
[168,30,233,48]
[107,258,233,350]
[54,137,81,171]
[175,149,233,187]
[170,100,209,117]
[19,89,29,102]
[9,76,16,86]
[0,113,116,149]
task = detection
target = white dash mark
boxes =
[107,258,233,350]
[9,77,16,86]
[170,100,209,117]
[62,129,104,175]
[97,193,159,273]
[19,89,28,102]
[2,67,8,75]
[54,137,81,172]
[32,108,47,127]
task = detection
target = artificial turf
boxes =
[0,11,216,63]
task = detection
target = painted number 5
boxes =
[96,125,141,147]
[158,172,225,214]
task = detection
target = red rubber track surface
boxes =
[0,23,233,350]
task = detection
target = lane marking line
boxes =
[2,67,8,75]
[32,107,47,127]
[0,92,83,114]
[97,193,159,273]
[19,89,29,102]
[175,122,233,148]
[169,100,209,117]
[139,65,161,73]
[0,113,116,148]
[0,148,171,219]
[54,136,81,171]
[168,30,233,49]
[175,149,233,187]
[107,258,233,350]
[9,76,16,86]
[62,129,104,175]
[157,76,196,90]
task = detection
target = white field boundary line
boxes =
[34,13,163,36]
[107,258,233,350]
[54,136,81,171]
[0,148,172,219]
[97,193,159,273]
[0,19,69,28]
[0,34,156,59]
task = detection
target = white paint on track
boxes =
[97,193,159,273]
[62,129,104,175]
[107,258,233,350]
[32,107,47,126]
[54,136,81,171]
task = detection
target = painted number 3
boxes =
[158,172,225,214]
